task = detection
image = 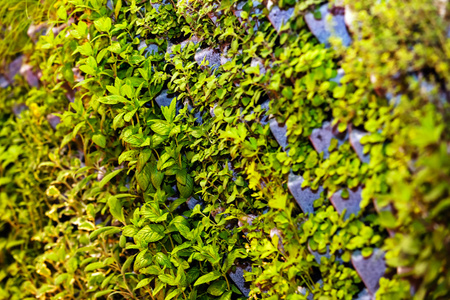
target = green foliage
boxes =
[0,0,448,299]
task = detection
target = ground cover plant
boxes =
[0,0,449,299]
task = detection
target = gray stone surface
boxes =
[7,56,23,82]
[308,243,343,264]
[288,172,323,213]
[194,47,222,70]
[349,126,370,164]
[309,120,347,158]
[233,0,263,31]
[250,57,266,75]
[0,76,8,88]
[12,103,28,117]
[47,114,61,130]
[330,186,363,220]
[355,288,373,300]
[154,90,181,114]
[266,0,295,32]
[20,64,39,88]
[304,3,352,48]
[186,196,204,210]
[330,68,345,85]
[229,264,251,297]
[138,40,160,56]
[269,119,288,151]
[351,249,386,296]
[166,36,200,57]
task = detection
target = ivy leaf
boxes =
[99,169,123,189]
[107,196,125,224]
[194,270,221,286]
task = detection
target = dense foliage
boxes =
[0,0,448,299]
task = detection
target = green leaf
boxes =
[194,270,221,286]
[135,225,165,246]
[170,216,191,240]
[176,169,187,185]
[79,65,96,75]
[135,278,151,290]
[159,274,176,285]
[99,169,123,188]
[151,122,171,135]
[134,249,153,272]
[177,174,193,198]
[137,164,152,191]
[118,149,138,165]
[219,291,232,300]
[89,226,121,240]
[207,280,227,296]
[155,252,172,268]
[121,254,136,273]
[98,95,127,105]
[84,262,105,272]
[115,0,122,18]
[137,149,152,172]
[94,17,112,32]
[92,134,106,148]
[165,288,181,300]
[150,164,164,188]
[108,196,125,224]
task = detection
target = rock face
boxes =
[288,172,323,213]
[266,0,295,33]
[228,263,251,297]
[351,249,386,296]
[304,3,352,48]
[194,48,222,70]
[309,120,347,158]
[269,119,288,151]
[349,126,370,163]
[330,186,363,220]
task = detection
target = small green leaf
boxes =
[194,270,221,286]
[94,17,112,32]
[151,122,171,135]
[107,196,125,224]
[207,280,227,296]
[137,164,152,191]
[99,169,123,189]
[135,278,151,290]
[89,226,121,240]
[98,95,127,105]
[92,134,106,148]
[135,225,165,246]
[84,262,105,272]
